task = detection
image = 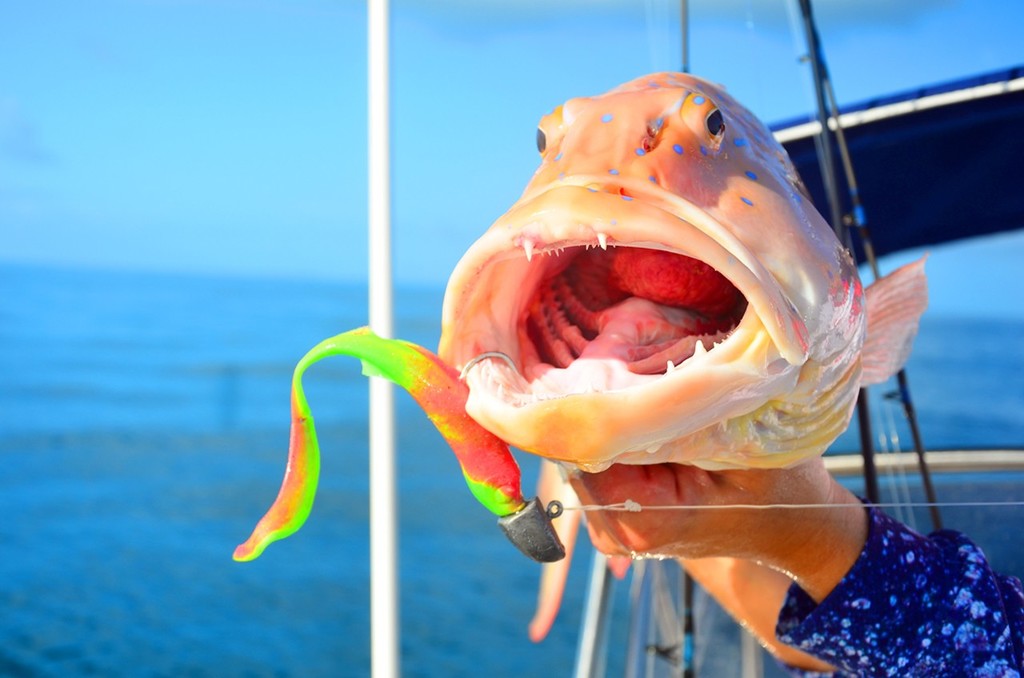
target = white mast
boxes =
[367,0,399,675]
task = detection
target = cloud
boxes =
[0,98,56,165]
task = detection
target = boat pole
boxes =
[680,0,689,74]
[368,0,399,675]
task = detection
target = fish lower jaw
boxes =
[464,354,657,408]
[465,319,785,428]
[460,325,797,468]
[458,306,812,468]
[463,303,751,411]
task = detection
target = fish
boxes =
[439,71,926,472]
[436,72,927,639]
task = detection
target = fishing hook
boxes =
[459,351,520,381]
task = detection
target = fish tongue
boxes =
[525,248,741,379]
[531,297,696,395]
[580,298,707,373]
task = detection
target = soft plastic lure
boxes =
[233,327,564,563]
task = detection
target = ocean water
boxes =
[1,262,1023,677]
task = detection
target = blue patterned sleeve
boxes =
[774,506,1024,676]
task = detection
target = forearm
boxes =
[676,477,868,674]
[683,557,836,673]
[755,480,869,604]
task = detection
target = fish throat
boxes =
[523,246,747,376]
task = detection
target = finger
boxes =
[607,556,632,579]
[570,475,632,556]
[571,463,734,558]
[572,464,661,505]
[571,467,677,556]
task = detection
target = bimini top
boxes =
[773,66,1024,260]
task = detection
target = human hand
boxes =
[568,457,868,602]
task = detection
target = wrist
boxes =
[768,484,868,602]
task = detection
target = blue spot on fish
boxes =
[621,195,633,201]
[601,113,613,123]
[609,169,620,175]
[734,138,748,147]
[853,204,866,225]
[554,152,563,161]
[648,175,657,183]
[741,197,754,206]
[673,144,684,155]
[745,170,758,180]
[693,95,705,105]
[700,146,708,156]
[635,148,646,156]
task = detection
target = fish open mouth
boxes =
[440,180,812,464]
[523,245,748,377]
[441,179,810,442]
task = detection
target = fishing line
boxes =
[643,0,674,73]
[877,392,915,528]
[557,500,1024,514]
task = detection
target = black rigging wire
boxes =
[794,0,942,529]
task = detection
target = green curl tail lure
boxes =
[233,327,564,563]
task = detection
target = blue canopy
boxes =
[773,66,1024,260]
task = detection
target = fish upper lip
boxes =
[441,175,810,376]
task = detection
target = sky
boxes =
[2,0,1024,314]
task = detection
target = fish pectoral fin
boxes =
[861,255,928,386]
[528,460,582,642]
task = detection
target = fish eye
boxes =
[536,127,547,154]
[705,108,725,137]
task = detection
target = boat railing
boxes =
[574,449,1024,678]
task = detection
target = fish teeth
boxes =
[693,341,708,357]
[523,240,535,262]
[665,360,675,374]
[597,232,609,250]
